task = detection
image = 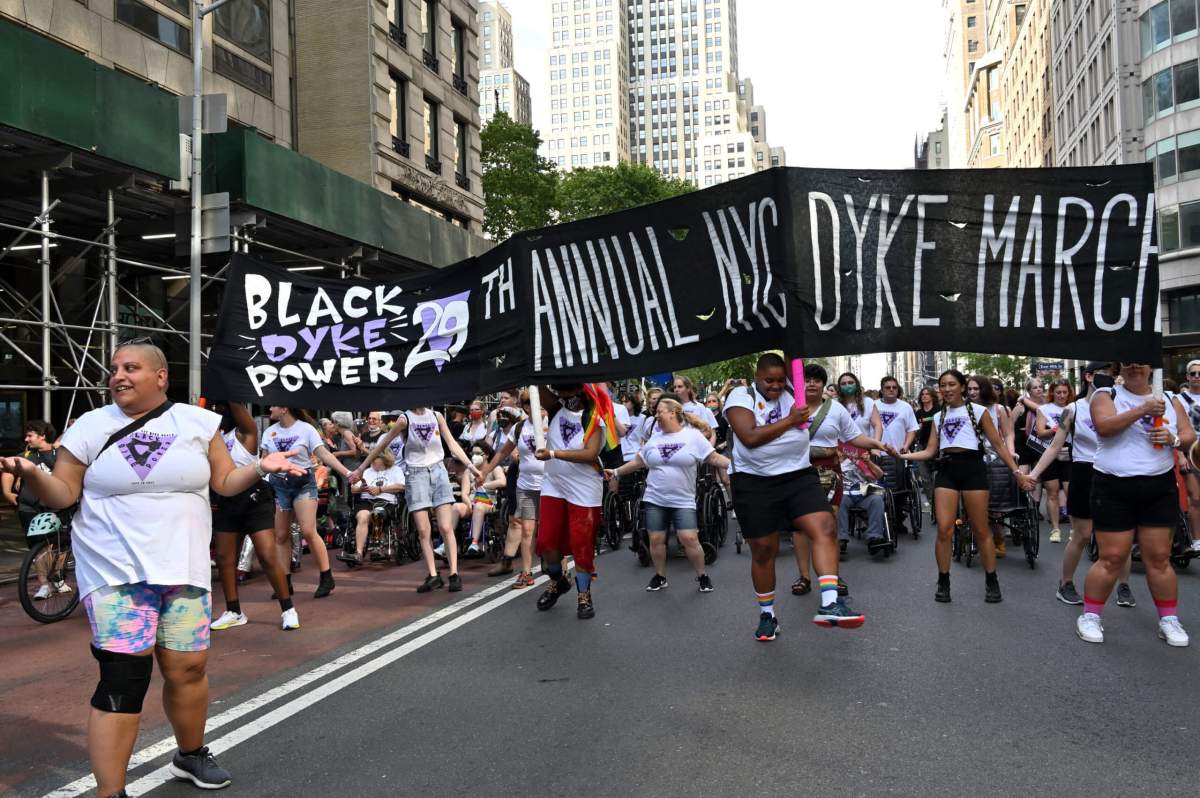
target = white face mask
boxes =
[471,454,485,467]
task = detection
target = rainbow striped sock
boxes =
[756,591,775,617]
[818,575,838,607]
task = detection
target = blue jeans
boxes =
[838,490,885,542]
[643,503,699,532]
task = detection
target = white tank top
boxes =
[404,409,445,468]
[1071,397,1099,464]
[981,404,1003,454]
[1093,385,1178,477]
[934,402,988,453]
[223,429,255,468]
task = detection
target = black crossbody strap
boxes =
[96,400,174,461]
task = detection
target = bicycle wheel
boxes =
[19,538,80,624]
[603,491,622,551]
[907,491,921,538]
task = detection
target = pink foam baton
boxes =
[791,357,808,429]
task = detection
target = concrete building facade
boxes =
[0,0,295,146]
[943,0,987,166]
[545,0,630,170]
[479,1,532,125]
[1001,0,1055,166]
[294,0,485,231]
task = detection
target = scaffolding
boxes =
[0,134,413,444]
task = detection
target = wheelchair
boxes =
[341,499,407,566]
[842,481,898,557]
[985,456,1039,568]
[604,470,645,554]
[877,454,921,538]
[951,495,977,566]
[696,463,729,552]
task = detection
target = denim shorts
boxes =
[270,471,318,511]
[83,583,211,654]
[515,488,541,521]
[643,502,699,532]
[405,462,456,511]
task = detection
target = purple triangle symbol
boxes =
[117,431,177,481]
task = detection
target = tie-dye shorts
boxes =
[83,583,211,654]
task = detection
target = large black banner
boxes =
[205,166,1161,409]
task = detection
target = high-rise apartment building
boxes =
[626,0,780,186]
[294,0,485,231]
[943,0,987,166]
[479,1,532,125]
[545,0,630,170]
[1001,0,1054,166]
[916,108,949,168]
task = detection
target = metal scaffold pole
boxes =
[108,189,119,359]
[40,170,51,419]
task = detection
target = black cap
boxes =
[1083,361,1111,373]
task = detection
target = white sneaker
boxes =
[1159,616,1190,647]
[54,581,72,595]
[467,542,483,555]
[280,607,300,631]
[433,543,446,557]
[33,584,53,601]
[1049,528,1062,543]
[210,610,248,630]
[1076,613,1104,644]
[1190,539,1200,554]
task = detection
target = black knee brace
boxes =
[90,645,153,714]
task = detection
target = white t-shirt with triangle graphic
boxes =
[60,402,221,599]
[640,427,714,510]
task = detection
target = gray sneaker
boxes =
[169,746,231,789]
[1056,581,1083,605]
[1116,583,1137,608]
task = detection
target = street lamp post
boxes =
[190,0,237,404]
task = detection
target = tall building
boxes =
[479,1,532,125]
[915,107,949,168]
[626,0,781,186]
[2,0,296,146]
[1125,0,1200,371]
[943,0,986,167]
[1001,0,1054,166]
[294,0,485,231]
[545,0,630,170]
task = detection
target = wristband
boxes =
[254,458,267,478]
[549,449,556,459]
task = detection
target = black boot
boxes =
[984,571,1002,603]
[935,572,951,603]
[314,569,335,599]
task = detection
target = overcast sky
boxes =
[508,1,947,383]
[509,0,947,168]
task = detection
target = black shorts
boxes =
[1039,459,1070,484]
[1091,470,1179,532]
[933,452,988,492]
[730,467,830,539]
[1067,462,1093,519]
[212,483,277,535]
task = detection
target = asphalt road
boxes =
[18,511,1200,798]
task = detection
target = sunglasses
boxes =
[1188,371,1200,377]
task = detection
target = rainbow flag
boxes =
[581,383,621,451]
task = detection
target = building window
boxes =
[1182,200,1200,248]
[967,15,977,27]
[387,0,407,46]
[1176,60,1200,106]
[214,0,270,62]
[452,19,466,78]
[160,0,189,14]
[424,97,440,168]
[1142,1,1173,55]
[968,40,979,53]
[214,46,272,97]
[1175,0,1199,40]
[423,0,438,62]
[389,71,409,156]
[990,133,1001,156]
[115,0,190,56]
[1180,130,1200,176]
[454,118,469,187]
[1168,287,1200,331]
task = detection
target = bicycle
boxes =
[19,511,80,624]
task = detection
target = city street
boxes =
[5,513,1199,798]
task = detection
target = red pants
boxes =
[537,495,600,574]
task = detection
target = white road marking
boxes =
[42,568,549,798]
[124,574,549,796]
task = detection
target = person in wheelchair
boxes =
[340,452,405,567]
[463,441,507,558]
[837,448,889,556]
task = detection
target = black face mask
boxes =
[563,394,584,411]
[1092,373,1115,390]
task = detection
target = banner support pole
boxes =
[528,385,545,449]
